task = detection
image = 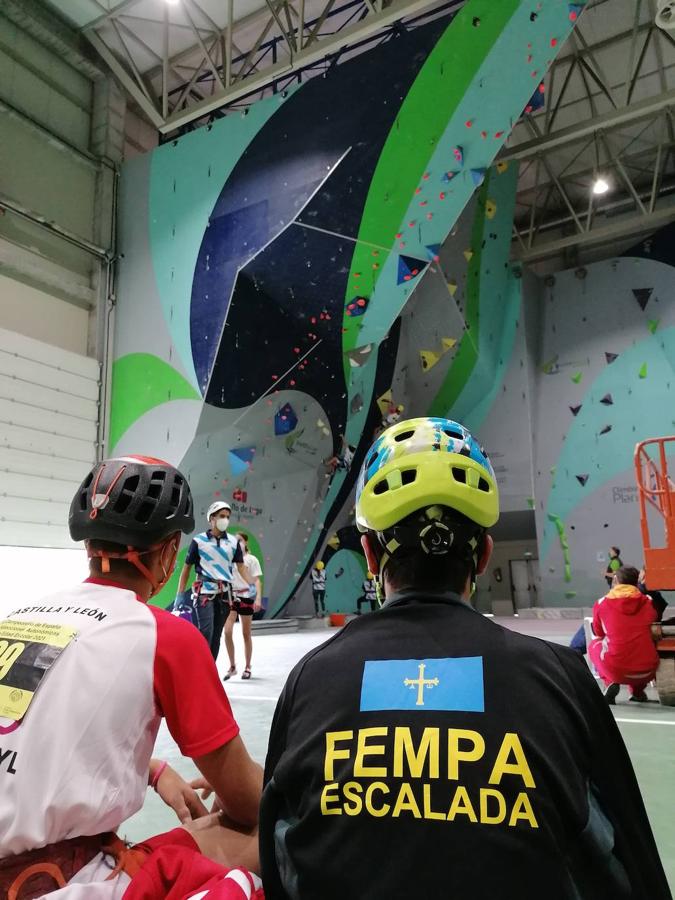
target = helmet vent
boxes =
[401,468,417,486]
[114,492,133,514]
[152,470,167,483]
[136,499,156,523]
[373,479,389,495]
[478,477,490,492]
[394,429,415,442]
[147,481,163,499]
[367,451,378,468]
[452,466,467,484]
[170,484,181,508]
[444,426,464,439]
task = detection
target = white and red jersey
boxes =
[0,579,239,858]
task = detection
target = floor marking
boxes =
[614,717,675,726]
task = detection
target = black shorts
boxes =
[232,595,255,616]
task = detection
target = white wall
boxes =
[0,272,89,355]
[0,547,87,618]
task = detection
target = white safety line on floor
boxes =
[614,717,675,726]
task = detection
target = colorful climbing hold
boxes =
[571,372,583,384]
[639,362,648,379]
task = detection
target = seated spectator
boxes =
[589,566,659,704]
[0,456,262,897]
[260,418,670,899]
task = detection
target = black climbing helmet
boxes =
[69,455,195,549]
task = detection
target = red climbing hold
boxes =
[423,172,430,180]
[495,131,504,138]
[293,347,300,353]
[465,119,473,128]
[481,131,487,139]
[439,192,446,200]
[357,298,366,307]
[395,232,402,239]
[408,221,416,228]
[272,375,278,380]
[550,37,558,47]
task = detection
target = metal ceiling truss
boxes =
[507,0,675,264]
[81,0,457,135]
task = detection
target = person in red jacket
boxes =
[589,566,659,704]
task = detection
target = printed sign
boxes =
[0,620,77,721]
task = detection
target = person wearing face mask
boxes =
[177,501,253,662]
[0,456,263,897]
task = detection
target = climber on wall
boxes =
[259,417,670,899]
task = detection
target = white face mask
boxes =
[215,516,229,532]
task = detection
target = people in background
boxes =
[604,545,623,588]
[0,456,262,897]
[177,501,253,661]
[310,560,326,617]
[260,417,670,900]
[356,571,378,614]
[324,434,355,475]
[225,532,263,681]
[589,565,659,704]
[639,566,669,621]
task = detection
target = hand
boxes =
[254,601,262,612]
[190,776,223,813]
[154,765,209,823]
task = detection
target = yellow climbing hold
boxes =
[441,337,457,352]
[496,161,509,174]
[447,281,458,296]
[377,390,393,416]
[463,249,474,262]
[485,199,497,220]
[420,350,441,371]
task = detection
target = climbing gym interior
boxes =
[1,0,675,892]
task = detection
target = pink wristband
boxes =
[150,760,168,791]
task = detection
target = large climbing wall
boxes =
[112,0,586,611]
[533,236,675,605]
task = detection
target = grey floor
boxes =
[123,618,675,891]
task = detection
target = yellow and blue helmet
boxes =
[355,417,499,539]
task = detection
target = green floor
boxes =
[123,622,675,891]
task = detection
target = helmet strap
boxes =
[86,536,178,597]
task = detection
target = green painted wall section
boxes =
[110,353,200,450]
[341,0,520,375]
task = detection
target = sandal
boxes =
[222,666,236,681]
[242,668,252,680]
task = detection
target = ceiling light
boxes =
[164,0,180,5]
[592,176,609,195]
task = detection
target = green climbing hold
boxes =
[639,362,647,379]
[571,372,583,384]
[648,319,659,334]
[564,563,572,583]
[565,590,577,599]
[527,497,535,509]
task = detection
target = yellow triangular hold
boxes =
[463,249,474,262]
[485,199,497,220]
[376,390,392,416]
[496,161,509,174]
[420,350,441,371]
[441,337,457,352]
[327,533,340,550]
[447,281,458,296]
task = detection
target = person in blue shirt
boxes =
[176,500,253,661]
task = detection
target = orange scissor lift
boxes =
[635,437,675,705]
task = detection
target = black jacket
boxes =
[260,591,671,900]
